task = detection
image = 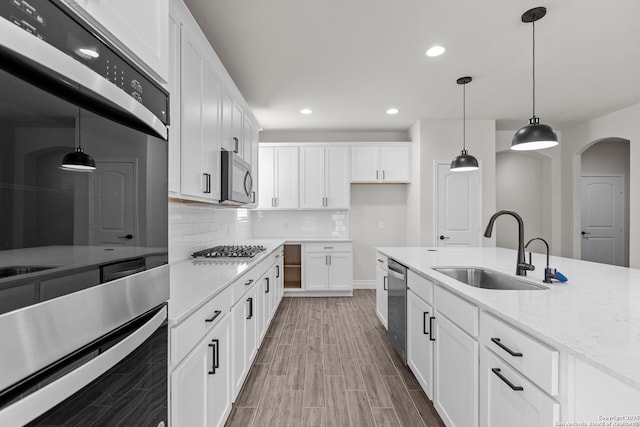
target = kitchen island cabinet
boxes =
[377,246,640,427]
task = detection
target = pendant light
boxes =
[60,108,96,172]
[450,76,479,172]
[511,6,558,151]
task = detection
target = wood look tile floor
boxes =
[225,290,445,427]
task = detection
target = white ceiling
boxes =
[183,0,640,132]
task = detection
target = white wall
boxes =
[351,184,407,281]
[561,102,640,268]
[417,119,496,246]
[495,130,562,255]
[405,121,422,246]
[580,138,630,266]
[495,151,547,250]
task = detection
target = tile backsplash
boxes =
[169,202,252,262]
[251,210,349,239]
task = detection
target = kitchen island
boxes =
[377,246,640,425]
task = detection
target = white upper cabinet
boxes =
[168,0,260,204]
[64,0,169,83]
[258,147,298,209]
[299,146,349,209]
[351,145,411,183]
[179,25,221,202]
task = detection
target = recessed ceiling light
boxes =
[386,108,399,115]
[426,45,446,57]
[299,108,312,115]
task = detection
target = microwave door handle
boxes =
[244,171,253,196]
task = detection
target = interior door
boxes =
[435,162,481,246]
[580,175,625,266]
[91,161,138,246]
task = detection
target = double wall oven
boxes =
[0,1,169,425]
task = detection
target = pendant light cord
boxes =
[462,82,466,151]
[532,20,536,118]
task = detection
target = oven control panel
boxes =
[0,0,169,125]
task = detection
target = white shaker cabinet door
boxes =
[407,290,435,399]
[481,348,559,427]
[274,147,299,208]
[327,252,353,291]
[305,253,329,290]
[299,146,325,209]
[258,147,275,208]
[380,146,410,182]
[325,146,350,208]
[351,146,379,182]
[375,264,388,328]
[434,312,479,427]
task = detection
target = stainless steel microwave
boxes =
[220,150,254,205]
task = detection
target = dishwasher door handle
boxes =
[387,269,405,281]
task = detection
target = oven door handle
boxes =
[0,306,167,427]
[0,20,168,140]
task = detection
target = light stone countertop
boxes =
[0,245,168,286]
[168,239,285,325]
[376,246,640,392]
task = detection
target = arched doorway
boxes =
[579,137,630,266]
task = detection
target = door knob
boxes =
[581,231,591,235]
[439,235,450,240]
[118,234,134,240]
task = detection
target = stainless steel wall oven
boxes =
[0,0,169,425]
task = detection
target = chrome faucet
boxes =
[484,210,534,276]
[525,237,556,283]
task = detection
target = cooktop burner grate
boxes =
[192,245,266,259]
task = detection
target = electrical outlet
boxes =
[378,221,384,230]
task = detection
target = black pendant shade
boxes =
[60,146,96,171]
[511,7,558,151]
[60,108,96,172]
[451,76,479,172]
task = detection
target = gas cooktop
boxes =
[191,245,266,259]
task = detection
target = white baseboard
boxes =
[353,280,376,289]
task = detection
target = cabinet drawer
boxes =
[232,268,259,303]
[407,270,433,305]
[482,348,559,427]
[375,253,388,271]
[171,284,232,366]
[434,284,478,337]
[480,311,558,396]
[305,242,352,253]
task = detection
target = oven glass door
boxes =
[0,305,168,426]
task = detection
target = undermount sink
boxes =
[432,267,548,291]
[0,266,56,279]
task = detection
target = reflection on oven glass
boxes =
[0,66,168,316]
[26,323,168,426]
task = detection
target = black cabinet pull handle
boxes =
[423,311,429,335]
[276,265,280,278]
[205,310,222,323]
[383,275,388,291]
[247,297,253,319]
[208,339,219,375]
[492,368,524,391]
[245,279,254,286]
[233,137,239,153]
[429,316,436,341]
[265,277,270,293]
[491,338,523,357]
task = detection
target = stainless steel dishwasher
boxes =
[387,258,408,363]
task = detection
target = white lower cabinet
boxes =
[231,284,258,398]
[375,261,388,328]
[481,348,559,427]
[407,289,434,399]
[171,313,231,427]
[304,243,353,292]
[434,312,479,427]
